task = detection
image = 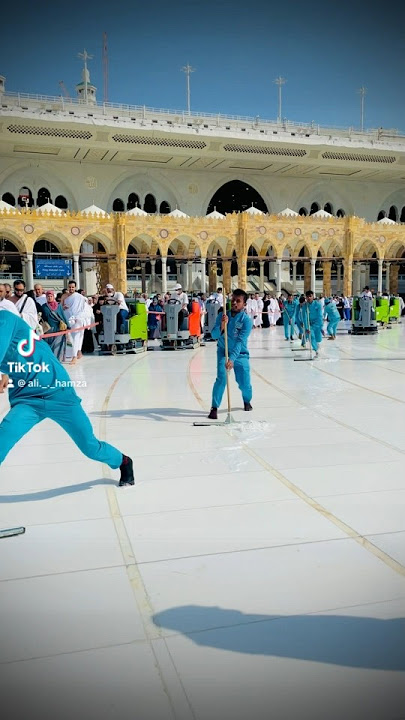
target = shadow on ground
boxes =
[0,479,117,502]
[153,605,405,670]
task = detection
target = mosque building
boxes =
[0,61,404,297]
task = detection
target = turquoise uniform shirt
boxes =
[0,310,74,404]
[211,310,252,363]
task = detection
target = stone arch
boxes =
[80,231,112,255]
[2,192,15,206]
[0,227,27,254]
[293,182,353,217]
[127,233,155,255]
[388,205,398,221]
[379,188,404,219]
[385,240,405,259]
[33,231,74,255]
[354,238,382,259]
[0,234,24,275]
[205,178,270,215]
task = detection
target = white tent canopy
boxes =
[81,204,109,217]
[311,209,333,218]
[278,207,299,217]
[0,199,18,213]
[206,209,225,219]
[244,205,264,215]
[168,208,189,218]
[377,216,396,225]
[126,206,148,216]
[36,202,64,215]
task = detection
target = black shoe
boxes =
[119,455,134,486]
[244,402,253,411]
[208,407,218,420]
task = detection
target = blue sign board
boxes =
[35,259,72,278]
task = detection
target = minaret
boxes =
[0,76,5,99]
[76,50,97,105]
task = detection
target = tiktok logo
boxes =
[17,329,39,358]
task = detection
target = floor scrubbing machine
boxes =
[376,296,390,325]
[389,296,401,323]
[204,298,222,340]
[350,295,378,335]
[160,298,202,350]
[99,299,148,354]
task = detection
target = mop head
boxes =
[227,420,270,440]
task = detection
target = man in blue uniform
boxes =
[324,297,340,339]
[303,291,324,357]
[282,293,298,341]
[208,289,253,420]
[0,310,134,485]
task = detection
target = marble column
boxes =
[259,260,265,292]
[222,260,231,293]
[209,261,217,294]
[150,259,156,293]
[187,260,193,292]
[390,264,399,295]
[310,258,316,292]
[276,258,282,293]
[73,254,80,288]
[377,259,383,294]
[292,261,297,292]
[200,257,206,294]
[141,262,146,293]
[26,253,34,290]
[343,258,353,298]
[385,262,390,293]
[161,257,167,294]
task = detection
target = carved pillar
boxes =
[377,259,383,294]
[259,260,265,292]
[323,260,332,296]
[343,257,353,297]
[275,258,282,293]
[237,215,248,290]
[113,220,127,294]
[222,259,231,293]
[390,264,399,295]
[161,257,167,294]
[292,261,297,292]
[304,261,311,292]
[209,260,217,294]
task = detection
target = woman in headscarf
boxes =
[41,289,70,361]
[81,298,95,354]
[93,295,106,346]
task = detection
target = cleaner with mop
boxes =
[207,289,253,420]
[303,290,324,357]
[0,309,134,488]
[282,293,298,341]
[324,296,340,340]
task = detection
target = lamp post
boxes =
[358,86,367,132]
[274,76,286,123]
[181,63,195,116]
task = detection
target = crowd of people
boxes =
[1,278,404,364]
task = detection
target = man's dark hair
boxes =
[13,279,25,289]
[233,288,248,304]
[287,293,293,299]
[217,287,222,292]
[305,290,314,298]
[68,279,76,286]
[299,294,306,304]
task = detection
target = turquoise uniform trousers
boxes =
[212,353,252,408]
[0,395,123,468]
[327,319,339,337]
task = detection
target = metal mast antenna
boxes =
[103,32,108,104]
[358,86,367,131]
[273,76,286,123]
[181,63,195,115]
[78,49,93,104]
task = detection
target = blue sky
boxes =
[1,0,404,131]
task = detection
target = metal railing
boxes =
[2,91,404,140]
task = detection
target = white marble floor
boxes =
[1,322,405,720]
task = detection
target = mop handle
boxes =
[306,303,313,359]
[223,308,232,416]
